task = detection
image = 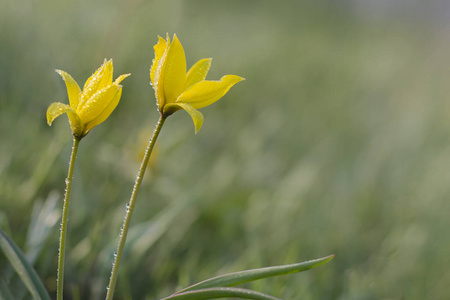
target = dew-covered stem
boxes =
[57,137,80,300]
[106,114,166,300]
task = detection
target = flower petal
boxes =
[163,34,187,103]
[114,73,131,85]
[77,84,120,124]
[85,59,113,90]
[46,102,83,137]
[164,102,204,134]
[84,85,123,134]
[55,70,81,110]
[177,75,245,109]
[184,58,212,90]
[150,35,168,86]
[79,59,113,109]
[152,34,171,110]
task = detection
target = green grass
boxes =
[2,0,450,299]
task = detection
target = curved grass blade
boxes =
[174,254,334,295]
[162,287,281,300]
[0,228,51,300]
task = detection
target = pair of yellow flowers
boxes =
[47,34,244,138]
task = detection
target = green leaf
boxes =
[174,254,335,294]
[162,287,281,300]
[0,228,51,300]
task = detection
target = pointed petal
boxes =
[46,102,84,137]
[152,34,171,110]
[46,102,73,125]
[164,102,204,134]
[77,84,121,125]
[55,70,81,110]
[84,59,113,90]
[82,73,130,133]
[163,34,187,103]
[150,35,168,86]
[101,59,114,87]
[79,59,113,109]
[84,85,123,134]
[177,75,245,109]
[114,73,131,85]
[184,58,212,90]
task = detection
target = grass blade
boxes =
[162,287,281,300]
[0,228,51,300]
[174,254,334,294]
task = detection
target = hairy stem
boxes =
[57,137,80,300]
[106,115,167,300]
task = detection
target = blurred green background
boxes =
[2,0,450,299]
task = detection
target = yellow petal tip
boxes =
[230,75,245,82]
[55,69,65,77]
[114,73,131,85]
[194,124,202,134]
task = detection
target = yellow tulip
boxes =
[47,59,130,139]
[150,34,244,133]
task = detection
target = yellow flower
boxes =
[47,59,130,139]
[150,34,244,133]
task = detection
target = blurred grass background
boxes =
[2,0,450,299]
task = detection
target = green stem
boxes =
[57,137,80,300]
[106,115,167,300]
